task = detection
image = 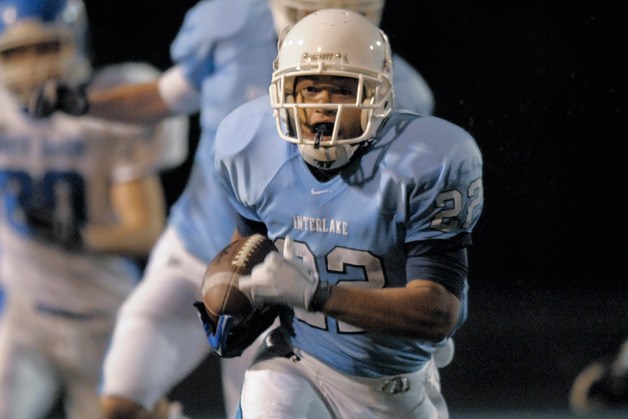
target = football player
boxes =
[208,9,483,418]
[267,0,459,372]
[0,0,188,418]
[29,1,439,418]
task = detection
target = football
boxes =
[200,234,277,325]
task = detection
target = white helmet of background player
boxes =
[269,0,384,35]
[270,9,393,170]
[0,0,91,105]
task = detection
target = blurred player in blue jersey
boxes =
[0,0,188,418]
[206,9,483,418]
[84,2,277,418]
[29,1,439,418]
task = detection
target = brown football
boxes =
[201,234,277,325]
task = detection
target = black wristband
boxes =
[308,281,332,312]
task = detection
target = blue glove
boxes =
[193,302,280,358]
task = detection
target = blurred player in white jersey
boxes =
[204,9,483,418]
[29,1,438,418]
[0,0,188,418]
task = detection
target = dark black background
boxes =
[82,0,626,415]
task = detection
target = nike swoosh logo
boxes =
[310,188,332,195]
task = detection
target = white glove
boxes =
[239,236,321,311]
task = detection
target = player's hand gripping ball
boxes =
[201,234,278,326]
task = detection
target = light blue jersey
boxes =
[213,96,483,377]
[167,0,277,261]
[166,0,435,264]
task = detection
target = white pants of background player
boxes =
[241,349,447,419]
[101,226,260,419]
[0,293,115,418]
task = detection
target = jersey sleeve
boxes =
[404,117,484,243]
[169,0,274,91]
[212,101,262,223]
[212,96,284,224]
[88,63,189,181]
[103,116,188,182]
[213,168,261,224]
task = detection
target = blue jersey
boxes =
[213,96,483,377]
[167,0,277,262]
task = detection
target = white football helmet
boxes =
[269,0,385,35]
[269,9,393,170]
[0,0,91,105]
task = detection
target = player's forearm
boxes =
[82,176,166,256]
[82,222,163,256]
[321,280,459,342]
[88,80,173,124]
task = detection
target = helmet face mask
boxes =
[270,9,393,170]
[0,0,91,105]
[270,0,385,35]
